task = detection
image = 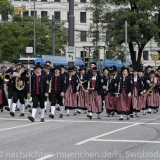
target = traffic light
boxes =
[14,8,19,14]
[21,6,26,12]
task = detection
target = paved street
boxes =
[0,108,160,160]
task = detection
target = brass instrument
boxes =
[4,73,11,82]
[48,77,52,94]
[15,67,26,90]
[0,72,4,79]
[146,77,157,95]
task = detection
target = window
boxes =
[54,0,60,2]
[31,11,37,18]
[80,12,86,23]
[41,11,47,17]
[93,11,99,23]
[41,0,47,1]
[23,11,29,17]
[23,0,29,1]
[80,31,87,42]
[80,0,86,2]
[54,11,61,20]
[2,14,8,21]
[143,51,148,60]
[80,51,87,57]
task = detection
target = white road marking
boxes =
[141,119,156,120]
[36,155,55,160]
[0,122,46,132]
[75,123,139,145]
[92,139,160,144]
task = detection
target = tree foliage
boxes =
[0,13,68,62]
[87,0,160,67]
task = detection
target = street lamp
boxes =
[33,0,36,55]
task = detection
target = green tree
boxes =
[103,0,159,67]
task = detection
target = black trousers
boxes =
[44,93,51,102]
[12,90,25,104]
[8,87,14,99]
[32,94,45,109]
[50,92,63,106]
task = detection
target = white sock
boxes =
[51,106,55,115]
[74,109,76,113]
[143,110,146,113]
[44,101,47,110]
[120,115,123,118]
[17,100,20,109]
[67,109,70,114]
[41,109,45,118]
[60,106,64,114]
[89,112,92,116]
[148,108,151,112]
[21,104,25,114]
[32,108,37,118]
[12,103,16,113]
[8,99,12,109]
[25,99,28,106]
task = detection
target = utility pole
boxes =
[33,0,36,55]
[68,0,74,68]
[52,15,55,56]
[125,21,128,66]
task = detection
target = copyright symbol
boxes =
[0,151,3,157]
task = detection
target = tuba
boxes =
[146,77,157,95]
[15,67,26,90]
[4,73,11,82]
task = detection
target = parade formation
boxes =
[0,60,160,122]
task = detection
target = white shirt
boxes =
[55,74,59,77]
[134,76,137,82]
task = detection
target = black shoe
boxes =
[45,110,47,113]
[59,114,63,118]
[119,118,123,120]
[5,107,10,111]
[126,116,130,120]
[49,114,54,118]
[29,109,32,113]
[89,115,92,119]
[27,104,31,108]
[10,112,15,117]
[107,114,110,117]
[77,110,81,114]
[20,113,25,116]
[28,116,34,122]
[66,114,69,116]
[49,109,51,112]
[41,118,44,122]
[130,114,133,118]
[147,112,151,114]
[15,108,20,111]
[74,112,77,116]
[156,109,158,112]
[56,107,60,111]
[25,106,28,109]
[39,112,41,114]
[1,109,3,112]
[111,112,115,116]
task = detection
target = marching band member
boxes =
[44,64,53,113]
[27,63,49,122]
[131,68,144,117]
[10,61,28,117]
[77,66,88,113]
[0,71,8,111]
[138,68,148,115]
[145,65,152,77]
[87,62,96,76]
[86,67,103,119]
[146,70,159,113]
[64,67,79,116]
[49,66,66,119]
[104,69,118,117]
[116,67,133,120]
[60,65,68,77]
[5,60,17,111]
[128,64,134,77]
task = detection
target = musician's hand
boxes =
[45,93,48,97]
[140,92,143,95]
[128,92,131,97]
[27,93,31,98]
[116,94,119,98]
[60,92,64,97]
[143,90,146,93]
[80,81,83,84]
[90,88,94,90]
[10,75,15,78]
[76,92,79,95]
[106,89,108,92]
